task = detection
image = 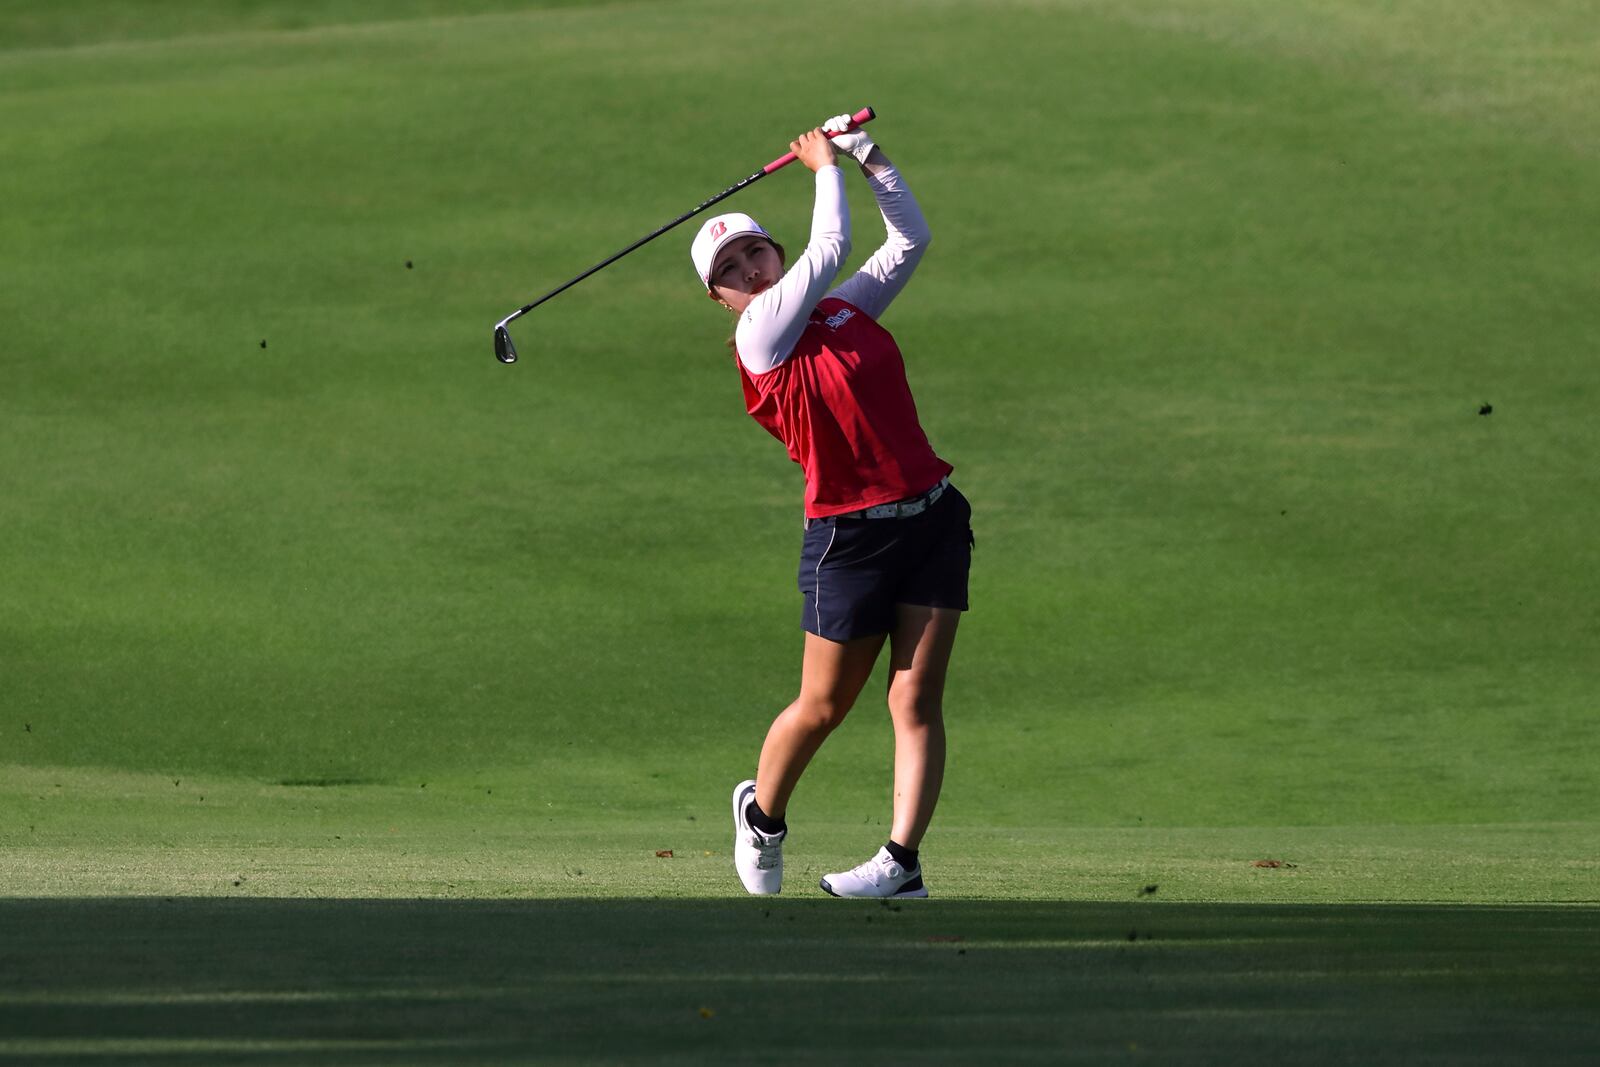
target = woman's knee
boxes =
[791,693,855,733]
[887,685,943,728]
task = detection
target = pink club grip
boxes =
[761,107,877,174]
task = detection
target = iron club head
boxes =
[493,323,518,364]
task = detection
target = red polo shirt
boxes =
[737,297,952,519]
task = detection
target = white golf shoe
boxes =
[819,846,929,898]
[731,780,784,895]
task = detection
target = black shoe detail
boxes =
[819,877,838,897]
[893,873,924,896]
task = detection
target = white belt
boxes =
[811,477,951,526]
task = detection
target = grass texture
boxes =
[3,0,1595,829]
[1,0,1598,1059]
[2,897,1596,1064]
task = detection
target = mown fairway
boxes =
[2,0,1598,1061]
[3,897,1597,1064]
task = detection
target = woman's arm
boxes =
[827,144,931,321]
[734,132,852,375]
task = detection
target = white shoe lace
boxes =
[744,830,782,871]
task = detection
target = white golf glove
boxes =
[822,112,876,164]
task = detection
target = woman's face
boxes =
[708,236,783,314]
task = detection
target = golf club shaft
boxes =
[497,107,876,330]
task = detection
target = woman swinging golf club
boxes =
[691,115,972,898]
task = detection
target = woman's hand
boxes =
[821,113,877,164]
[791,129,837,173]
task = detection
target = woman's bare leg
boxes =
[755,630,886,819]
[884,605,961,850]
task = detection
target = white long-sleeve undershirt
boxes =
[734,158,931,375]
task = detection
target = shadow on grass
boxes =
[1,899,1596,1064]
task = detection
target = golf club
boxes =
[492,106,876,364]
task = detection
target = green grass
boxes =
[2,0,1598,1059]
[3,0,1596,825]
[3,898,1598,1064]
[0,0,613,51]
[6,766,1599,902]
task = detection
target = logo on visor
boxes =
[710,221,727,239]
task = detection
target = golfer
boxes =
[691,115,971,898]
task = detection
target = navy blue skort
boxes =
[798,485,973,642]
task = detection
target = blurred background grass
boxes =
[2,1,1597,879]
